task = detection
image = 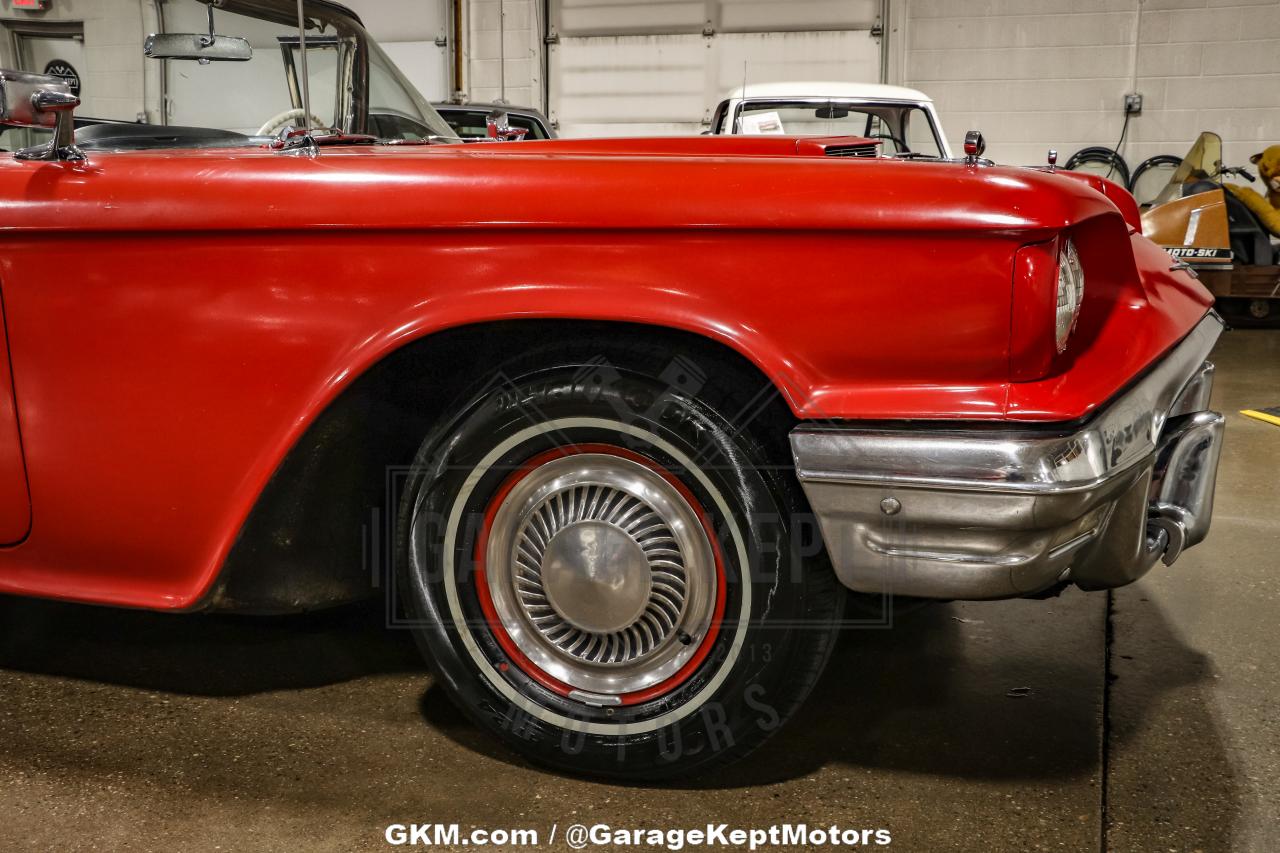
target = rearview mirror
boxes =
[0,69,83,161]
[815,106,850,119]
[143,33,253,63]
[144,3,252,63]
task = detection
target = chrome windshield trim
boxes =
[791,312,1224,495]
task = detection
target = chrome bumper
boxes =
[790,314,1225,600]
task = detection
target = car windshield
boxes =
[730,99,944,157]
[1152,132,1225,206]
[0,0,456,151]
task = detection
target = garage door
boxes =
[548,0,882,137]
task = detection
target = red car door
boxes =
[0,290,30,544]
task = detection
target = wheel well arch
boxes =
[205,319,794,613]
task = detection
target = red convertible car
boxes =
[0,0,1223,780]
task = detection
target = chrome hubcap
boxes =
[485,452,717,698]
[540,520,653,634]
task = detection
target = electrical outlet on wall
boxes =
[1124,93,1143,115]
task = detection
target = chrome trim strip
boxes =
[1047,528,1099,560]
[863,539,1028,566]
[790,313,1224,494]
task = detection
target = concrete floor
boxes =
[1,330,1277,852]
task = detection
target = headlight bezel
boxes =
[1054,237,1085,353]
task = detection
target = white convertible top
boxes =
[723,81,935,104]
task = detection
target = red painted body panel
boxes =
[1031,168,1145,233]
[0,142,1211,610]
[0,290,30,544]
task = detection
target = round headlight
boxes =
[1055,238,1085,352]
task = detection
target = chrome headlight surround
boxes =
[1055,238,1085,353]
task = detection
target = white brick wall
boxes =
[888,0,1280,191]
[0,0,148,121]
[0,0,535,114]
[3,0,1274,162]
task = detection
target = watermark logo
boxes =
[383,822,892,849]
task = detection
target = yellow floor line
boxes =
[1240,409,1280,427]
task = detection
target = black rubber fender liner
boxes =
[1130,154,1183,206]
[1065,146,1131,188]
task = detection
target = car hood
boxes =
[0,137,1129,238]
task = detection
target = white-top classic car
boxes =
[709,81,952,159]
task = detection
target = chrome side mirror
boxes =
[485,110,528,142]
[963,129,986,165]
[0,69,84,162]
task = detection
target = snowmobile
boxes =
[1142,131,1280,325]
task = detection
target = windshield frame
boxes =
[149,0,458,142]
